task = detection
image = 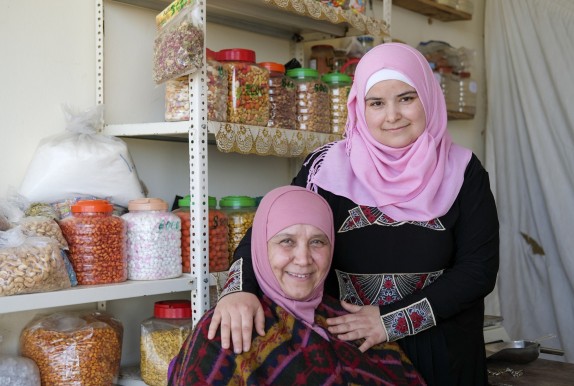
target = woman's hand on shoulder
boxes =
[207,292,265,353]
[326,301,388,352]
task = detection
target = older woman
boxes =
[168,186,425,385]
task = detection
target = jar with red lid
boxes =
[121,198,182,280]
[216,48,269,126]
[258,62,296,130]
[141,300,193,386]
[59,199,127,285]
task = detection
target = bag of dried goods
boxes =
[0,227,71,297]
[20,311,123,386]
[19,104,144,208]
[18,216,68,249]
[0,334,41,386]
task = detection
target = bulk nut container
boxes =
[287,68,330,133]
[122,198,182,280]
[173,195,194,273]
[217,48,270,126]
[208,196,230,272]
[309,44,335,76]
[259,62,297,130]
[141,300,193,386]
[219,196,256,261]
[59,199,127,285]
[446,71,477,116]
[322,72,353,135]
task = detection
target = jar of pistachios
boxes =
[287,68,330,133]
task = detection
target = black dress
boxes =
[225,149,499,386]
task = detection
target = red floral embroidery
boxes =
[410,311,424,329]
[395,316,409,333]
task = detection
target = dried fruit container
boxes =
[259,61,296,130]
[219,196,256,262]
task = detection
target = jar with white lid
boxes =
[287,68,330,133]
[259,61,296,130]
[122,198,182,280]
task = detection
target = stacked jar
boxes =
[259,62,296,130]
[141,300,193,386]
[121,198,182,280]
[208,196,230,272]
[219,196,256,262]
[59,199,127,285]
[322,72,353,134]
[446,71,477,115]
[287,68,330,133]
[172,195,195,273]
[309,44,335,76]
[217,48,269,126]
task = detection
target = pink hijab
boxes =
[308,43,472,221]
[252,186,334,338]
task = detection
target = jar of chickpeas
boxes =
[322,72,352,134]
[141,300,193,386]
[219,196,256,262]
[217,48,270,126]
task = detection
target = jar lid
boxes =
[206,47,217,60]
[322,72,352,85]
[311,44,335,51]
[216,48,256,63]
[154,300,192,319]
[208,196,217,208]
[286,68,318,79]
[128,198,168,212]
[219,196,256,208]
[178,195,191,207]
[71,199,113,213]
[357,36,374,43]
[258,62,285,74]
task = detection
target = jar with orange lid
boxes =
[287,68,330,133]
[219,196,256,262]
[258,61,296,130]
[121,198,182,280]
[141,300,193,386]
[216,48,269,126]
[59,199,127,285]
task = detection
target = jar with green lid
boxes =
[216,48,269,126]
[322,72,353,134]
[286,68,330,133]
[258,62,296,130]
[207,196,230,272]
[219,196,256,262]
[141,300,193,386]
[59,199,127,285]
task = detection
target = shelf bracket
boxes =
[97,301,107,311]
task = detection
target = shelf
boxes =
[103,121,342,158]
[393,0,471,21]
[114,0,390,40]
[447,110,475,120]
[0,274,195,314]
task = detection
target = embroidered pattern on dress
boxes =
[339,205,445,232]
[336,270,443,306]
[382,298,435,341]
[218,258,243,300]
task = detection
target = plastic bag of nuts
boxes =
[18,216,69,249]
[0,334,41,386]
[0,227,71,297]
[20,311,123,386]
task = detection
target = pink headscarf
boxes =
[252,186,334,338]
[308,43,472,221]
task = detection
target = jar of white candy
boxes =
[122,198,182,280]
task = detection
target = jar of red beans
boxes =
[59,199,127,285]
[217,48,269,126]
[258,61,296,130]
[219,196,256,263]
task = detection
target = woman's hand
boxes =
[326,301,388,352]
[207,292,265,353]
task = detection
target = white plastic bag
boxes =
[19,105,144,208]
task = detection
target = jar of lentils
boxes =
[219,196,256,262]
[322,72,352,134]
[59,199,127,285]
[217,48,269,126]
[122,198,182,280]
[287,68,330,133]
[258,61,296,130]
[141,300,193,386]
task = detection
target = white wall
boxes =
[0,0,486,364]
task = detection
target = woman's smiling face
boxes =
[267,224,331,300]
[364,79,427,148]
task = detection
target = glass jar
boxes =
[208,196,230,272]
[446,71,477,116]
[259,61,296,130]
[122,198,182,280]
[59,199,127,285]
[436,65,453,101]
[141,300,193,386]
[287,68,330,133]
[322,72,353,134]
[217,48,270,126]
[333,49,348,73]
[356,35,374,55]
[309,44,335,76]
[219,196,256,262]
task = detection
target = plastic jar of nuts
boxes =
[141,300,193,386]
[122,198,182,280]
[208,196,230,272]
[258,61,296,130]
[59,199,127,285]
[216,48,270,126]
[172,196,194,273]
[219,196,256,261]
[322,72,353,135]
[287,68,330,133]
